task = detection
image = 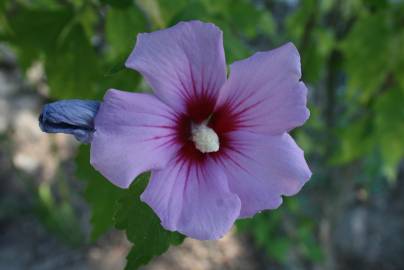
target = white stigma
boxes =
[191,122,220,153]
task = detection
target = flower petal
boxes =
[126,21,227,112]
[141,158,241,240]
[90,89,178,188]
[218,131,311,218]
[216,42,309,135]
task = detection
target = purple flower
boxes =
[91,21,311,240]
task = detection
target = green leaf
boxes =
[101,0,133,8]
[0,0,10,34]
[393,31,404,89]
[78,4,98,39]
[156,0,189,25]
[226,0,267,39]
[7,7,73,49]
[220,22,251,63]
[101,67,142,94]
[258,11,276,38]
[301,28,335,83]
[100,55,142,95]
[114,174,185,270]
[7,7,102,98]
[169,1,209,23]
[297,224,324,262]
[341,11,394,103]
[76,145,125,240]
[105,5,147,58]
[374,88,404,180]
[136,0,165,29]
[6,7,73,69]
[331,117,373,165]
[268,239,290,262]
[285,0,317,43]
[104,56,127,75]
[45,24,101,99]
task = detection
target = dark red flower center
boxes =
[174,94,238,163]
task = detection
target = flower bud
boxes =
[39,100,100,143]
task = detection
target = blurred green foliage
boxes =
[76,145,125,240]
[114,173,185,270]
[36,174,84,246]
[1,0,404,269]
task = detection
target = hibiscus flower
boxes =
[40,21,311,240]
